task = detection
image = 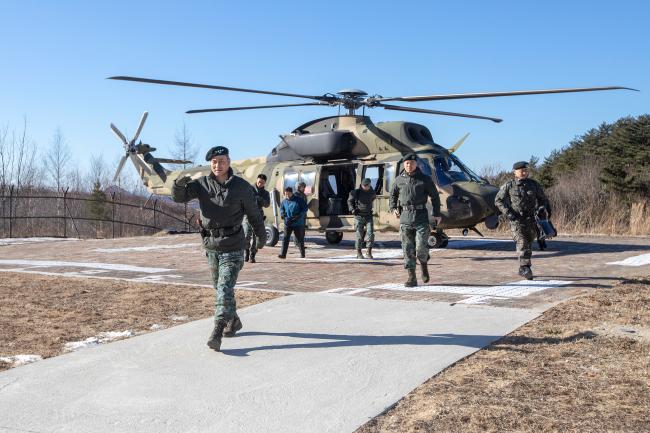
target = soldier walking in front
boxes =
[172,146,266,352]
[348,178,377,259]
[495,161,551,280]
[244,173,270,263]
[389,153,442,287]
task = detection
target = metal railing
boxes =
[0,186,200,239]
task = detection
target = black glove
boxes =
[506,211,520,221]
[352,208,360,215]
[256,234,267,250]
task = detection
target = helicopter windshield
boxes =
[434,155,482,186]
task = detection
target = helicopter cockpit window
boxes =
[362,165,384,194]
[417,157,433,177]
[284,171,299,191]
[298,171,316,196]
[434,155,482,186]
[385,163,395,192]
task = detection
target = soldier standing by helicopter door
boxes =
[244,173,270,263]
[390,153,442,287]
[172,146,267,352]
[495,161,551,280]
[348,178,377,259]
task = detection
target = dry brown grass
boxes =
[357,278,650,433]
[0,272,283,370]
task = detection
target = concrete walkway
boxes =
[0,294,538,433]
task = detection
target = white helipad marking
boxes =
[327,279,572,304]
[93,243,199,253]
[0,259,171,273]
[0,237,80,246]
[607,253,650,267]
[0,354,43,367]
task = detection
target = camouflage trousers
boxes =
[354,215,374,249]
[243,216,258,255]
[206,250,244,323]
[510,221,537,267]
[400,222,430,269]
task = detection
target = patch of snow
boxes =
[607,253,650,267]
[64,330,134,352]
[93,243,199,253]
[0,237,80,246]
[0,354,43,366]
[171,315,188,322]
[0,259,171,273]
[150,324,165,331]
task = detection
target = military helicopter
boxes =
[108,76,635,247]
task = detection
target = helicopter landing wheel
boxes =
[325,231,344,244]
[428,232,449,249]
[265,225,280,247]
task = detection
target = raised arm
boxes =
[171,176,201,203]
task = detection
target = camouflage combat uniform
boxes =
[348,187,376,250]
[390,167,441,270]
[495,177,550,270]
[243,184,270,260]
[172,168,266,326]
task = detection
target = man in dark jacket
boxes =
[278,186,308,259]
[495,161,551,280]
[172,145,266,351]
[244,173,270,263]
[389,153,441,287]
[348,178,377,259]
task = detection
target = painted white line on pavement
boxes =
[0,259,171,273]
[326,279,573,304]
[607,253,650,267]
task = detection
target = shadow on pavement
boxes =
[221,331,501,357]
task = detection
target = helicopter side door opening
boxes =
[318,164,357,217]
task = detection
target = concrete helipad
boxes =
[1,233,649,432]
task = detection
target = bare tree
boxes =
[0,117,39,192]
[88,154,109,191]
[45,127,71,191]
[171,122,198,169]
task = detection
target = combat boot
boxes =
[249,252,256,263]
[244,249,250,262]
[405,268,418,287]
[223,316,243,338]
[420,261,430,283]
[207,320,227,351]
[366,247,373,259]
[519,265,534,280]
[356,248,364,259]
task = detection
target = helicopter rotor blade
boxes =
[113,156,128,182]
[375,86,638,103]
[379,103,503,123]
[108,76,327,101]
[186,102,328,114]
[131,111,149,143]
[110,123,128,145]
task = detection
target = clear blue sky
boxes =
[1,0,648,176]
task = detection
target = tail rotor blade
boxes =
[132,111,149,143]
[113,156,128,182]
[110,123,128,145]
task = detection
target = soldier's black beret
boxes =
[205,146,229,161]
[257,173,267,181]
[513,161,529,170]
[401,153,418,162]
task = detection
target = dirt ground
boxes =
[0,272,282,371]
[357,277,650,433]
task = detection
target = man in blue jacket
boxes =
[278,186,308,259]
